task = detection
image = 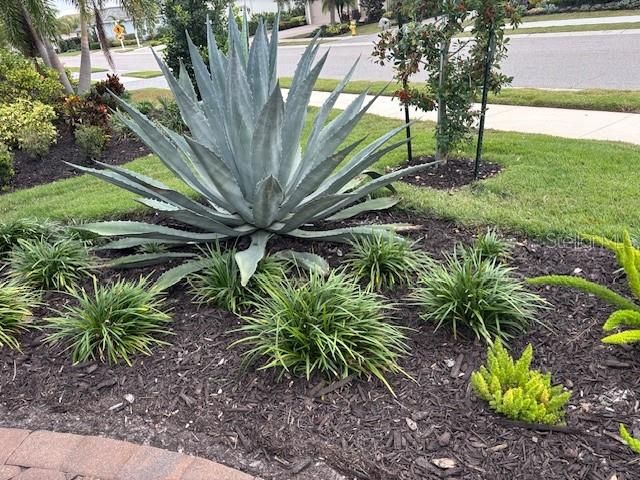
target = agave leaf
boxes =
[254,176,284,229]
[178,59,197,102]
[78,221,229,242]
[96,237,182,250]
[288,225,406,243]
[247,20,270,111]
[154,258,211,291]
[282,194,350,232]
[252,87,284,183]
[268,12,280,89]
[235,231,272,286]
[107,252,196,269]
[324,197,399,222]
[207,15,228,94]
[274,250,330,275]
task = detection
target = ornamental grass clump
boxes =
[471,339,571,425]
[472,229,512,263]
[71,10,436,290]
[414,248,545,344]
[233,271,408,392]
[0,218,62,254]
[45,278,172,365]
[9,237,93,291]
[529,231,640,345]
[346,232,432,291]
[0,282,38,350]
[189,244,287,313]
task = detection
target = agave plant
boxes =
[71,13,437,287]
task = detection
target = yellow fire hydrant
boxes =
[350,20,357,36]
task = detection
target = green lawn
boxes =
[0,110,638,239]
[521,9,640,23]
[125,70,163,79]
[129,88,173,104]
[67,66,108,73]
[505,21,640,35]
[279,77,640,113]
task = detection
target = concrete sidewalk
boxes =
[300,90,640,145]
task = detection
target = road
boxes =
[65,30,640,90]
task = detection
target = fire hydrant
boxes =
[350,20,357,36]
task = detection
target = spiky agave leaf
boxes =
[71,9,439,286]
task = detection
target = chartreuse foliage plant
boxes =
[347,232,432,291]
[471,339,571,425]
[71,11,435,290]
[45,277,172,365]
[233,271,408,392]
[619,424,640,455]
[0,281,38,350]
[414,248,545,344]
[9,237,93,291]
[189,244,287,313]
[529,231,640,344]
[0,99,57,154]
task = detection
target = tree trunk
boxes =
[21,6,51,67]
[330,7,336,25]
[43,39,75,94]
[78,7,92,94]
[436,38,450,162]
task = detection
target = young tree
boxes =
[162,0,230,81]
[373,0,520,161]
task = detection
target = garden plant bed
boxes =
[395,157,502,190]
[1,213,639,479]
[8,125,149,192]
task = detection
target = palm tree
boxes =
[321,0,356,24]
[0,0,74,93]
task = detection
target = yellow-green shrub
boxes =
[0,49,63,105]
[471,339,571,425]
[0,143,14,189]
[620,424,640,454]
[0,99,57,154]
[529,231,640,345]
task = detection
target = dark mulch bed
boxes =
[398,157,502,189]
[7,124,149,192]
[2,213,640,479]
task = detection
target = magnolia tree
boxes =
[372,0,521,161]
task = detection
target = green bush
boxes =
[133,100,155,115]
[0,99,57,153]
[45,278,172,365]
[414,249,545,343]
[0,143,14,190]
[529,231,640,344]
[153,97,188,134]
[347,233,432,291]
[0,281,37,350]
[314,23,350,37]
[0,219,65,254]
[0,49,63,105]
[233,271,408,391]
[189,245,286,313]
[471,229,512,262]
[9,237,93,291]
[471,339,571,425]
[74,124,107,160]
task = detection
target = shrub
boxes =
[189,245,286,313]
[347,233,432,291]
[472,229,512,262]
[9,237,93,291]
[0,99,57,153]
[87,74,127,110]
[360,0,385,22]
[0,143,14,190]
[133,100,155,115]
[471,339,571,425]
[73,16,432,289]
[153,97,188,134]
[529,231,640,345]
[315,23,350,37]
[620,424,640,454]
[0,282,37,350]
[0,218,62,254]
[44,278,172,365]
[62,95,110,128]
[414,249,545,343]
[233,271,408,391]
[75,124,107,160]
[0,49,63,105]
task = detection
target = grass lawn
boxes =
[340,22,383,36]
[521,9,640,22]
[67,66,108,73]
[279,78,640,113]
[124,70,163,79]
[0,109,637,239]
[504,21,640,35]
[129,88,173,104]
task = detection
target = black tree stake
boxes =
[474,24,496,180]
[397,11,413,163]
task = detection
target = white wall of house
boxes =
[305,1,339,25]
[242,0,279,14]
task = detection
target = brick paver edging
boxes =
[0,428,259,480]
